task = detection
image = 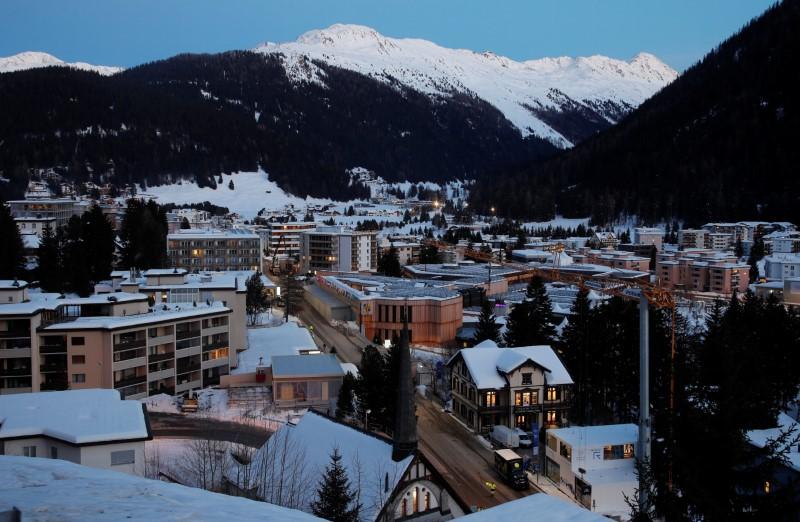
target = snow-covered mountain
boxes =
[255,24,677,147]
[0,51,122,76]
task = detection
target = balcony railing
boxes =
[114,374,147,389]
[149,386,175,396]
[113,338,146,351]
[202,341,228,352]
[1,367,32,376]
[176,329,201,341]
[41,380,68,391]
[0,331,30,339]
[176,362,201,375]
[40,362,67,373]
[39,344,67,354]
[148,351,175,363]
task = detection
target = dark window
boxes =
[51,446,58,459]
[522,373,532,385]
[111,450,135,466]
[72,355,85,365]
[392,306,397,323]
[71,336,85,346]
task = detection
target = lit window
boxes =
[546,410,557,425]
[547,387,558,401]
[485,391,496,407]
[764,481,771,494]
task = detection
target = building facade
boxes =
[167,229,260,271]
[300,226,378,273]
[764,253,800,281]
[447,344,573,433]
[656,250,749,295]
[8,198,83,228]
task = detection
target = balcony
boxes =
[0,331,30,339]
[114,374,147,389]
[149,386,175,396]
[39,343,67,354]
[1,367,32,376]
[40,362,67,373]
[113,338,146,351]
[176,329,201,341]
[41,379,68,391]
[148,351,175,363]
[202,341,228,352]
[176,362,201,375]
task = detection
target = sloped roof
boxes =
[449,345,573,389]
[461,492,608,521]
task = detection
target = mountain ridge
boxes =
[0,51,122,76]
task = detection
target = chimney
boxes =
[392,309,417,461]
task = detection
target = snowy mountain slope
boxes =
[0,51,122,75]
[255,24,677,146]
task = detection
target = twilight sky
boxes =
[0,0,775,71]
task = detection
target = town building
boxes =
[678,228,708,249]
[317,274,463,346]
[0,279,236,398]
[588,232,619,249]
[707,232,734,251]
[702,222,752,243]
[0,389,151,475]
[8,198,84,228]
[544,424,638,518]
[765,231,800,254]
[14,216,55,238]
[633,227,663,250]
[383,240,421,266]
[763,253,800,281]
[656,250,749,295]
[166,208,212,233]
[746,413,800,510]
[259,220,318,258]
[447,341,573,433]
[570,247,650,272]
[270,354,344,410]
[299,226,378,273]
[167,229,260,272]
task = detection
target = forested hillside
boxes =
[471,1,800,225]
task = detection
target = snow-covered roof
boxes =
[549,424,638,448]
[473,339,499,349]
[41,302,230,331]
[450,345,573,389]
[460,492,608,521]
[21,234,40,249]
[234,322,317,374]
[144,268,188,276]
[0,279,27,289]
[0,456,319,521]
[0,389,149,444]
[271,354,344,378]
[237,411,413,521]
[747,413,800,472]
[168,228,259,240]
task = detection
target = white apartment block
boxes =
[300,226,378,273]
[764,253,800,281]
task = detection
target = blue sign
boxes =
[531,421,539,448]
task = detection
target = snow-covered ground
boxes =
[138,170,338,219]
[0,51,122,75]
[0,455,318,521]
[522,216,591,231]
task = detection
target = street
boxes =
[416,396,534,510]
[297,289,368,364]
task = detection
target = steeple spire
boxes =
[392,306,417,461]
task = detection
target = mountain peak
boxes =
[295,24,399,52]
[0,51,122,76]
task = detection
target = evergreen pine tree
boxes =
[503,300,530,347]
[311,448,361,522]
[473,299,502,345]
[63,215,92,296]
[382,342,402,431]
[377,247,402,276]
[336,372,356,420]
[36,225,62,292]
[81,204,115,283]
[0,203,25,279]
[559,286,592,424]
[525,276,556,345]
[357,345,386,427]
[180,217,191,229]
[228,179,235,190]
[245,272,269,325]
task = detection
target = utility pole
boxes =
[638,293,651,509]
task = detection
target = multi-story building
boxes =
[0,389,151,475]
[0,279,235,398]
[766,232,800,254]
[589,232,619,249]
[447,342,573,433]
[706,232,734,251]
[678,229,708,249]
[383,240,421,266]
[317,274,463,346]
[764,253,800,281]
[702,222,752,243]
[167,229,260,272]
[633,227,663,250]
[299,226,378,273]
[570,247,650,272]
[166,208,212,233]
[656,250,749,295]
[8,198,83,228]
[259,221,317,258]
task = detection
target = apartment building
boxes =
[112,268,249,357]
[656,250,749,295]
[447,342,573,433]
[318,273,463,346]
[299,226,378,273]
[383,240,421,265]
[570,247,650,272]
[167,229,260,272]
[702,222,752,242]
[0,280,235,398]
[8,198,83,228]
[589,232,619,249]
[707,232,734,251]
[258,221,317,258]
[678,229,708,249]
[0,389,151,475]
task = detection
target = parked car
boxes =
[515,428,533,448]
[490,425,520,448]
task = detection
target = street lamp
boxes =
[365,409,372,430]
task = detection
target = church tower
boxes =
[392,312,418,461]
